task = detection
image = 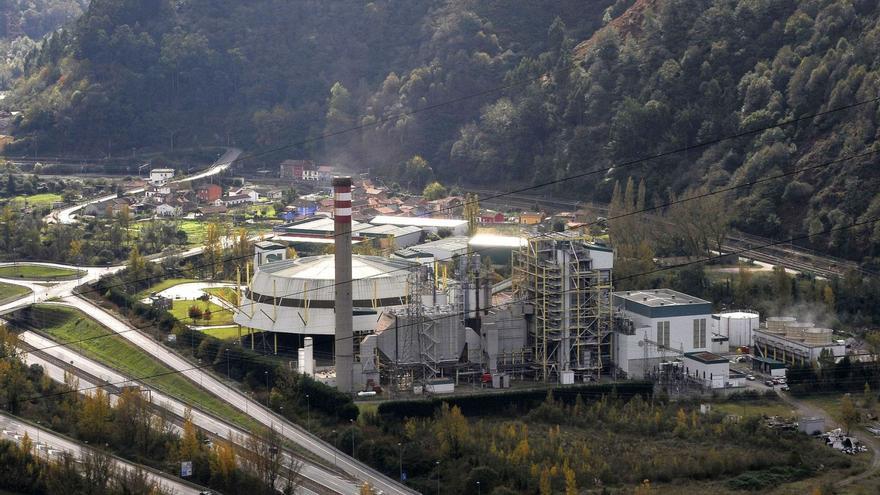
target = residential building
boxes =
[197,205,228,216]
[480,210,506,224]
[317,165,334,182]
[196,184,222,203]
[612,289,713,378]
[149,168,175,186]
[519,211,544,225]
[280,159,314,179]
[222,194,252,206]
[156,203,181,217]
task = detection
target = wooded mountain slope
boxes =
[9,0,880,262]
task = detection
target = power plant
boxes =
[229,180,849,395]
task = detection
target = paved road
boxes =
[0,262,124,315]
[18,331,336,495]
[47,148,241,225]
[52,297,416,495]
[0,412,204,495]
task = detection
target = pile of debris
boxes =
[764,416,798,431]
[822,428,868,455]
[865,422,880,437]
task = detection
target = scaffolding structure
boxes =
[512,234,613,382]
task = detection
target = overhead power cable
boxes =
[7,213,879,411]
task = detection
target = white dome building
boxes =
[234,255,416,335]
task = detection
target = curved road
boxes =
[0,268,415,494]
[19,331,337,495]
[54,297,416,495]
[47,147,241,225]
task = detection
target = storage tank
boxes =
[783,320,814,340]
[803,327,833,345]
[765,316,795,334]
[717,311,760,348]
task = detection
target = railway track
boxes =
[466,187,869,279]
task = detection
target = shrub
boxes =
[188,305,203,319]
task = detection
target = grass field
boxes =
[0,282,31,301]
[0,265,84,280]
[712,399,798,418]
[129,220,210,247]
[135,278,198,299]
[199,326,262,341]
[32,305,257,430]
[170,299,234,326]
[204,286,239,306]
[8,193,63,207]
[177,220,210,246]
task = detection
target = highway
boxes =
[17,331,339,495]
[52,297,416,495]
[0,412,205,495]
[0,265,407,494]
[46,147,241,225]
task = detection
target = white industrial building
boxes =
[612,289,713,378]
[753,317,845,366]
[149,168,175,186]
[233,253,415,335]
[370,215,469,236]
[682,351,729,389]
[273,217,421,249]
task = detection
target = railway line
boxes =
[466,187,870,279]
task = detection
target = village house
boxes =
[196,184,222,203]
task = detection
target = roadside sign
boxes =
[181,461,193,477]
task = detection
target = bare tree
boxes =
[81,447,113,494]
[113,466,172,495]
[240,426,284,494]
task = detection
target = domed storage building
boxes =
[234,255,416,335]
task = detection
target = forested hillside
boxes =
[8,0,880,263]
[0,0,87,87]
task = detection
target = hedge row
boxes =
[377,381,654,420]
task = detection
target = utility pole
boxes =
[264,371,270,407]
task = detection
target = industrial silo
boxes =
[718,311,760,348]
[783,320,814,341]
[765,316,796,335]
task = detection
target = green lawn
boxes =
[135,278,198,299]
[199,326,261,341]
[177,220,210,246]
[0,282,31,301]
[0,264,84,280]
[204,287,240,306]
[33,305,257,430]
[170,299,234,326]
[8,193,63,207]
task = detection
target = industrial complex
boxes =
[227,177,851,395]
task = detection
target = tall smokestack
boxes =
[333,176,354,393]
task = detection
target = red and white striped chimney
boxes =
[332,176,354,393]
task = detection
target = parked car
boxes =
[765,380,775,387]
[780,385,790,391]
[746,375,756,381]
